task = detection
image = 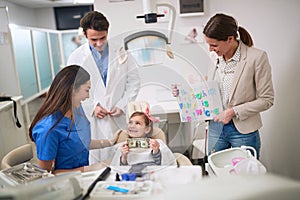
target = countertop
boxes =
[0,96,22,112]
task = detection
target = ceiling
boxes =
[6,0,93,8]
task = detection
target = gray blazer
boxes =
[208,42,274,133]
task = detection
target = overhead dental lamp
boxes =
[136,0,176,43]
[118,0,175,66]
[118,30,174,66]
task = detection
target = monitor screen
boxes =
[54,5,93,30]
[179,0,204,17]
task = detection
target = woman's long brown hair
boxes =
[29,65,90,141]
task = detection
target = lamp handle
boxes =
[117,46,128,64]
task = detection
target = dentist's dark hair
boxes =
[80,11,110,36]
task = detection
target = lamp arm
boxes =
[156,3,176,43]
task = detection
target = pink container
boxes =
[232,157,245,166]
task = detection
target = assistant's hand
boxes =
[83,162,106,172]
[149,139,160,154]
[109,107,123,117]
[109,130,122,145]
[171,84,179,97]
[213,108,235,124]
[94,104,108,119]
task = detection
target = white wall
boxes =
[35,8,56,29]
[95,0,300,180]
[0,1,36,27]
[0,0,55,29]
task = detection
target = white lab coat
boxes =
[67,42,140,164]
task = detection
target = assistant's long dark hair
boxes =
[29,65,90,141]
[203,13,253,47]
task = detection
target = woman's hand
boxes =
[83,162,105,172]
[109,130,122,145]
[37,159,54,173]
[213,108,235,124]
[149,139,160,154]
[171,84,179,97]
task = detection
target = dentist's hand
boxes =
[109,107,123,117]
[94,104,108,119]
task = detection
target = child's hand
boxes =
[121,142,129,156]
[121,142,129,164]
[149,139,160,154]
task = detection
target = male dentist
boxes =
[68,11,140,164]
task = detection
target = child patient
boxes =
[110,110,176,167]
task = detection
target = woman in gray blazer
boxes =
[203,13,274,159]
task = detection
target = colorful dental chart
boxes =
[176,81,223,122]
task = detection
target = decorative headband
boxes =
[145,107,159,122]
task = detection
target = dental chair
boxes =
[119,101,192,166]
[1,143,34,170]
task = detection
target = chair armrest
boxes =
[173,153,192,166]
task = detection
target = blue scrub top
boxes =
[32,106,91,170]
